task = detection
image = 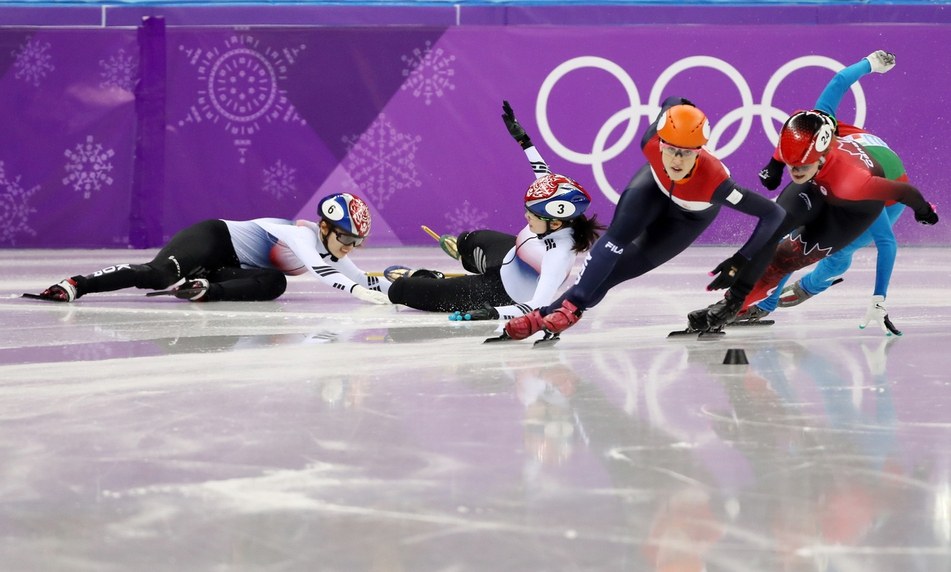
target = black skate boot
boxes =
[706,294,743,330]
[728,305,774,326]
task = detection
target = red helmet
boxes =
[778,111,836,166]
[657,104,710,149]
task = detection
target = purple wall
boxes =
[1,11,949,247]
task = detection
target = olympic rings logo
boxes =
[536,55,868,203]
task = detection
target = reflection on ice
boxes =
[1,247,948,571]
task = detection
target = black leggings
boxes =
[387,229,516,312]
[729,182,883,308]
[72,220,287,301]
[549,164,719,312]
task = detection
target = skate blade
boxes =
[533,333,560,348]
[20,292,59,302]
[145,287,204,298]
[145,289,180,297]
[421,225,441,242]
[728,319,775,327]
[667,328,726,340]
[483,333,514,343]
[697,329,726,340]
[667,329,700,338]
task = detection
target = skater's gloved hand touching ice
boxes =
[350,285,391,305]
[706,252,748,290]
[449,303,499,321]
[859,295,902,336]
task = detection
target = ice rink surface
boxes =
[1,246,949,571]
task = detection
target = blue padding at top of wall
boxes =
[1,0,949,27]
[0,0,947,4]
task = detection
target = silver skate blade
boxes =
[483,333,513,343]
[533,332,560,348]
[728,319,775,327]
[697,329,726,340]
[667,329,700,338]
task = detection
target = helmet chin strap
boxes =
[535,219,562,238]
[318,221,340,261]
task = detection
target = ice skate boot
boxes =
[172,278,210,301]
[383,266,445,282]
[147,278,210,301]
[777,280,813,308]
[439,235,459,260]
[687,308,709,331]
[490,309,546,342]
[729,305,774,326]
[705,294,743,330]
[541,300,582,335]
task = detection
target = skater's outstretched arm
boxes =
[759,50,896,191]
[501,100,551,180]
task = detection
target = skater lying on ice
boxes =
[386,100,604,320]
[28,193,392,305]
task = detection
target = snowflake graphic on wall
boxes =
[177,33,307,164]
[13,38,55,87]
[262,159,297,200]
[100,48,138,92]
[63,135,115,199]
[0,161,39,246]
[400,40,455,106]
[341,114,422,208]
[443,200,488,235]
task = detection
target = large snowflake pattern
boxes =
[13,38,55,87]
[63,135,115,199]
[400,40,456,106]
[443,200,488,235]
[177,33,307,164]
[99,48,138,92]
[341,114,422,208]
[0,162,39,246]
[262,160,297,200]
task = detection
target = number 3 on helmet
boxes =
[524,174,592,220]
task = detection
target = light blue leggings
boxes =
[758,203,905,312]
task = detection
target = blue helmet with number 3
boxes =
[317,193,371,238]
[524,174,592,221]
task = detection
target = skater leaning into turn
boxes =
[29,192,391,304]
[502,96,786,341]
[688,75,939,332]
[747,50,909,335]
[387,101,604,319]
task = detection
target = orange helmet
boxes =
[657,104,710,149]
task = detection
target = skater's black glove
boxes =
[707,253,748,291]
[758,157,785,191]
[449,303,499,321]
[501,100,533,149]
[915,203,938,225]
